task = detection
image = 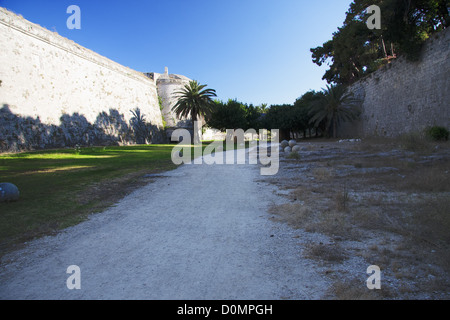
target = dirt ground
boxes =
[1,138,448,300]
[1,148,332,300]
[260,137,450,299]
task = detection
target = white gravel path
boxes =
[0,149,329,300]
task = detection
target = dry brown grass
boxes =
[269,201,363,239]
[334,186,350,212]
[269,203,314,231]
[303,242,348,264]
[268,138,450,299]
[397,165,450,192]
[312,167,335,181]
[329,279,390,300]
[397,132,435,153]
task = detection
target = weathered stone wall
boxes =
[0,7,164,152]
[339,27,450,138]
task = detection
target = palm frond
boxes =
[308,84,362,137]
[172,80,217,122]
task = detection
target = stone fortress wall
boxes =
[145,67,192,129]
[2,6,448,152]
[0,7,170,152]
[340,27,450,138]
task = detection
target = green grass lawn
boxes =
[0,145,185,256]
[0,141,249,256]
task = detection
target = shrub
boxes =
[425,126,449,141]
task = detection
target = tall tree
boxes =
[172,80,217,143]
[206,99,248,131]
[308,85,362,138]
[293,90,324,138]
[206,99,265,131]
[311,0,449,85]
[263,104,295,141]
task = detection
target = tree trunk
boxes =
[191,114,200,145]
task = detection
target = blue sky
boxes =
[1,0,353,106]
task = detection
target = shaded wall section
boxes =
[0,7,164,152]
[339,27,450,138]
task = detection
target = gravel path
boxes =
[0,148,328,300]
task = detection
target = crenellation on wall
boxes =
[339,27,450,138]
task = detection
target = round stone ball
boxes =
[284,146,292,153]
[292,145,301,153]
[0,183,20,202]
[280,140,289,148]
[289,140,297,148]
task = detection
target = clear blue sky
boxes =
[1,0,353,106]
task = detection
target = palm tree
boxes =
[172,80,217,143]
[308,84,361,138]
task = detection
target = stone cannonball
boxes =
[284,146,292,153]
[280,140,289,148]
[292,145,301,153]
[0,183,20,202]
[289,140,297,148]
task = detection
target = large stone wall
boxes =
[339,27,450,138]
[0,7,164,152]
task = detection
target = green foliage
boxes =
[206,99,265,131]
[245,104,264,131]
[262,104,294,140]
[0,145,179,255]
[293,90,324,134]
[426,126,449,141]
[311,21,383,84]
[308,85,362,138]
[172,80,217,122]
[311,0,449,85]
[207,99,248,131]
[261,91,324,140]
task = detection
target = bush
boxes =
[425,126,449,141]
